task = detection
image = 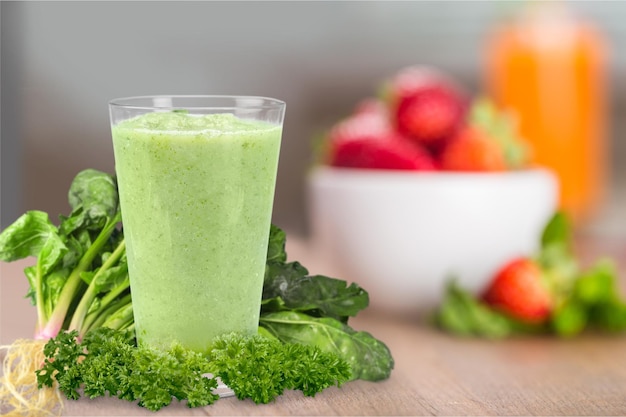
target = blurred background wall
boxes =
[1,1,625,237]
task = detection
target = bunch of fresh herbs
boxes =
[0,168,394,411]
[36,327,351,411]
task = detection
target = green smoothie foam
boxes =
[112,111,282,351]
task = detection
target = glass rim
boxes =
[108,95,286,111]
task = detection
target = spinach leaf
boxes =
[262,268,369,322]
[263,226,369,321]
[0,211,66,268]
[259,311,394,381]
[68,169,118,220]
[61,169,119,235]
[0,211,68,327]
[266,224,287,264]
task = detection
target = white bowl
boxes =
[306,166,559,316]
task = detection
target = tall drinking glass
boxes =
[109,95,285,352]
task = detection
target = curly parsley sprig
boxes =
[36,328,351,411]
[209,333,351,403]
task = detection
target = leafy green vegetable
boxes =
[262,267,369,322]
[37,328,219,411]
[433,281,514,339]
[2,169,394,393]
[266,224,288,264]
[35,330,86,400]
[63,169,119,234]
[209,332,351,403]
[259,311,394,381]
[37,328,350,411]
[0,169,129,339]
[263,226,369,322]
[0,210,64,264]
[260,227,393,382]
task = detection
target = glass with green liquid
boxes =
[109,96,285,352]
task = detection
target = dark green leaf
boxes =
[68,169,118,219]
[264,260,308,284]
[61,169,119,235]
[61,233,89,269]
[588,300,626,332]
[266,224,287,264]
[59,207,89,237]
[263,271,369,321]
[260,311,394,381]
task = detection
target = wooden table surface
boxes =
[2,234,626,416]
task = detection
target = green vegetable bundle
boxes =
[0,168,394,386]
[0,170,128,340]
[36,328,352,410]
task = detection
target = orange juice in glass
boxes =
[484,3,609,226]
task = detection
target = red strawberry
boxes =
[482,258,553,324]
[328,133,436,171]
[325,109,435,170]
[387,66,467,146]
[438,125,507,171]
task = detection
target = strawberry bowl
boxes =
[306,167,558,316]
[306,65,560,316]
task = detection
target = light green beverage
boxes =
[109,96,284,352]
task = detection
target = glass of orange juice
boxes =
[484,2,609,226]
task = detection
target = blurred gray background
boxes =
[2,1,625,237]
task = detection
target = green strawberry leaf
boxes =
[469,97,530,169]
[433,280,513,339]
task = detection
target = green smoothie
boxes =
[111,111,282,351]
